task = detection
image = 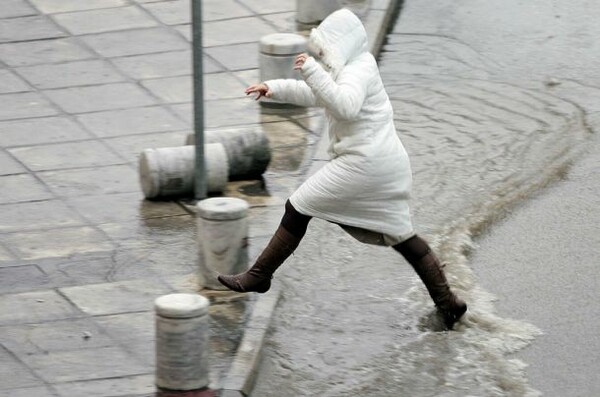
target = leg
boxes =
[393,235,467,329]
[217,200,312,293]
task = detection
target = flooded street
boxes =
[252,1,598,396]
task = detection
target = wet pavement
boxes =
[0,0,396,396]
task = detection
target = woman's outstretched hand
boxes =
[294,53,310,71]
[245,83,272,100]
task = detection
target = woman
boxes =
[218,9,467,329]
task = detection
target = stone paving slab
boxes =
[111,50,201,80]
[0,116,93,147]
[45,83,158,113]
[20,346,150,383]
[0,174,54,204]
[0,150,26,175]
[76,106,188,137]
[29,0,128,14]
[16,59,126,90]
[52,374,155,397]
[37,164,139,197]
[103,130,188,164]
[52,6,159,35]
[3,226,114,260]
[9,140,125,171]
[0,92,58,120]
[80,27,189,58]
[205,43,260,71]
[0,290,82,326]
[0,15,65,43]
[0,69,30,94]
[0,199,83,233]
[0,0,36,19]
[0,38,95,67]
[59,279,174,316]
[203,17,276,47]
[0,346,42,389]
[0,386,55,397]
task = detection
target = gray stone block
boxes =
[20,346,148,383]
[52,374,155,397]
[141,76,192,103]
[0,265,50,293]
[203,17,276,47]
[0,387,55,397]
[1,318,114,355]
[205,43,259,71]
[9,140,124,171]
[0,38,94,67]
[103,131,189,164]
[45,83,157,113]
[2,226,114,260]
[0,290,81,326]
[0,200,83,233]
[0,92,58,121]
[0,16,65,43]
[0,117,92,147]
[143,0,191,25]
[0,174,53,204]
[77,106,187,137]
[53,6,158,35]
[238,0,295,14]
[81,28,189,58]
[0,346,42,389]
[0,151,25,176]
[112,50,197,80]
[0,0,36,18]
[38,164,139,197]
[16,60,125,89]
[29,0,128,14]
[0,69,30,94]
[60,279,173,316]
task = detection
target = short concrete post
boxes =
[186,127,271,180]
[296,0,340,25]
[155,293,210,391]
[259,33,307,106]
[139,143,228,199]
[197,198,249,290]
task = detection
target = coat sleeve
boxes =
[300,56,371,121]
[263,79,317,107]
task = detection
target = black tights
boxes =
[280,200,312,239]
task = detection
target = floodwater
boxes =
[251,2,594,396]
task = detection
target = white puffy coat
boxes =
[265,9,414,242]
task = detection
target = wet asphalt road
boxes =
[251,1,600,396]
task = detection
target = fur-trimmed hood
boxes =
[307,9,369,78]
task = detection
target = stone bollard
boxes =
[186,127,271,180]
[259,33,307,106]
[296,0,340,25]
[139,143,228,199]
[196,198,249,290]
[155,293,210,391]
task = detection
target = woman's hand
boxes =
[245,83,272,100]
[294,53,310,71]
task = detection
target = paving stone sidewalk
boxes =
[0,0,396,396]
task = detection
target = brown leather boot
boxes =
[217,227,301,293]
[393,236,467,329]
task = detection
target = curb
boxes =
[219,285,281,397]
[219,1,401,396]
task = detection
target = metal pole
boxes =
[192,0,207,200]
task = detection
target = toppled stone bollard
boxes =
[155,293,210,391]
[186,127,271,180]
[196,198,249,290]
[139,143,228,199]
[296,0,340,25]
[259,33,307,107]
